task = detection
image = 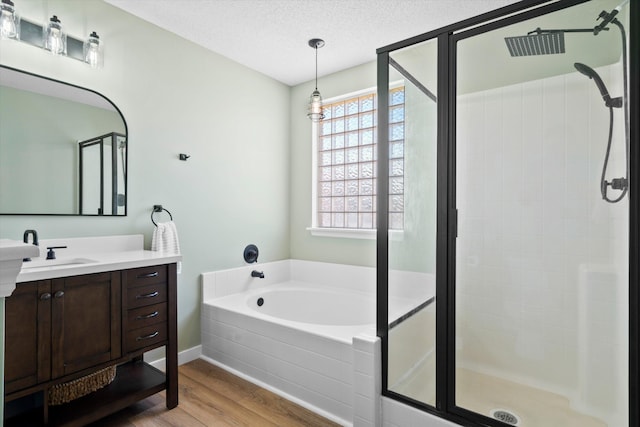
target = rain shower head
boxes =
[504,31,565,56]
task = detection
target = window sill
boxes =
[307,227,404,240]
[307,227,376,239]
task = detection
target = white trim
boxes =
[307,227,404,241]
[311,119,319,229]
[307,227,376,240]
[145,344,202,371]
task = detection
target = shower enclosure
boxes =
[377,0,637,426]
[79,132,127,215]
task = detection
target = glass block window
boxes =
[315,86,405,230]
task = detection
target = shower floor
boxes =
[392,361,606,426]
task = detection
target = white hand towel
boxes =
[152,221,182,274]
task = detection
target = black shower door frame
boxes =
[376,0,639,426]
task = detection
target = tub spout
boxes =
[251,270,265,279]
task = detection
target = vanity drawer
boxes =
[126,324,167,352]
[127,283,167,309]
[125,265,167,288]
[127,302,167,331]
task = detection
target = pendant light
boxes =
[307,38,325,122]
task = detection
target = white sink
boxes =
[1,239,41,296]
[21,258,98,270]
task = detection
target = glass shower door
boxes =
[454,1,629,425]
[386,37,438,407]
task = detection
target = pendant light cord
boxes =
[314,45,318,91]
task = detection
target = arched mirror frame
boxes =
[0,64,128,216]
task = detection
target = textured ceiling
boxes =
[103,0,520,86]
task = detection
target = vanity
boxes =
[3,235,181,426]
[0,63,176,425]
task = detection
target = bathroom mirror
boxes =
[0,65,127,215]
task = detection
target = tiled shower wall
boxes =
[455,63,628,425]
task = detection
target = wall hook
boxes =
[179,154,190,161]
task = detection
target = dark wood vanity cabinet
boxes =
[4,281,51,395]
[52,272,122,379]
[4,263,178,426]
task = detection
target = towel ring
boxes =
[151,205,173,226]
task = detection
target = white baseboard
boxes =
[145,345,202,371]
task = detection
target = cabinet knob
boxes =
[54,291,65,298]
[40,293,52,300]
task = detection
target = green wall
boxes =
[0,0,436,400]
[289,57,438,273]
[0,0,290,356]
[289,62,378,267]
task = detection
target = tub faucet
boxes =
[23,229,39,261]
[251,270,265,279]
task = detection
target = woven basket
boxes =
[49,365,117,406]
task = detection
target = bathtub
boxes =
[201,259,434,426]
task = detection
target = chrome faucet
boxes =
[251,270,265,279]
[23,229,38,261]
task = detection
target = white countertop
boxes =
[10,234,182,284]
[17,249,182,283]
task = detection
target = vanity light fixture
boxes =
[307,38,325,122]
[0,0,19,40]
[0,1,104,68]
[44,15,65,55]
[83,31,103,68]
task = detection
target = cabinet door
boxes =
[4,281,51,394]
[51,272,121,378]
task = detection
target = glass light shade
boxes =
[83,31,103,68]
[307,89,325,122]
[0,0,19,40]
[44,15,66,55]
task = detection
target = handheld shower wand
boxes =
[574,63,622,108]
[574,62,627,202]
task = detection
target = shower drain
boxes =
[489,409,521,426]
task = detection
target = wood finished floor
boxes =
[89,359,341,427]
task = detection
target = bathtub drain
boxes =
[490,409,520,426]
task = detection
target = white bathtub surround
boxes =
[353,333,381,427]
[201,260,434,426]
[201,259,292,301]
